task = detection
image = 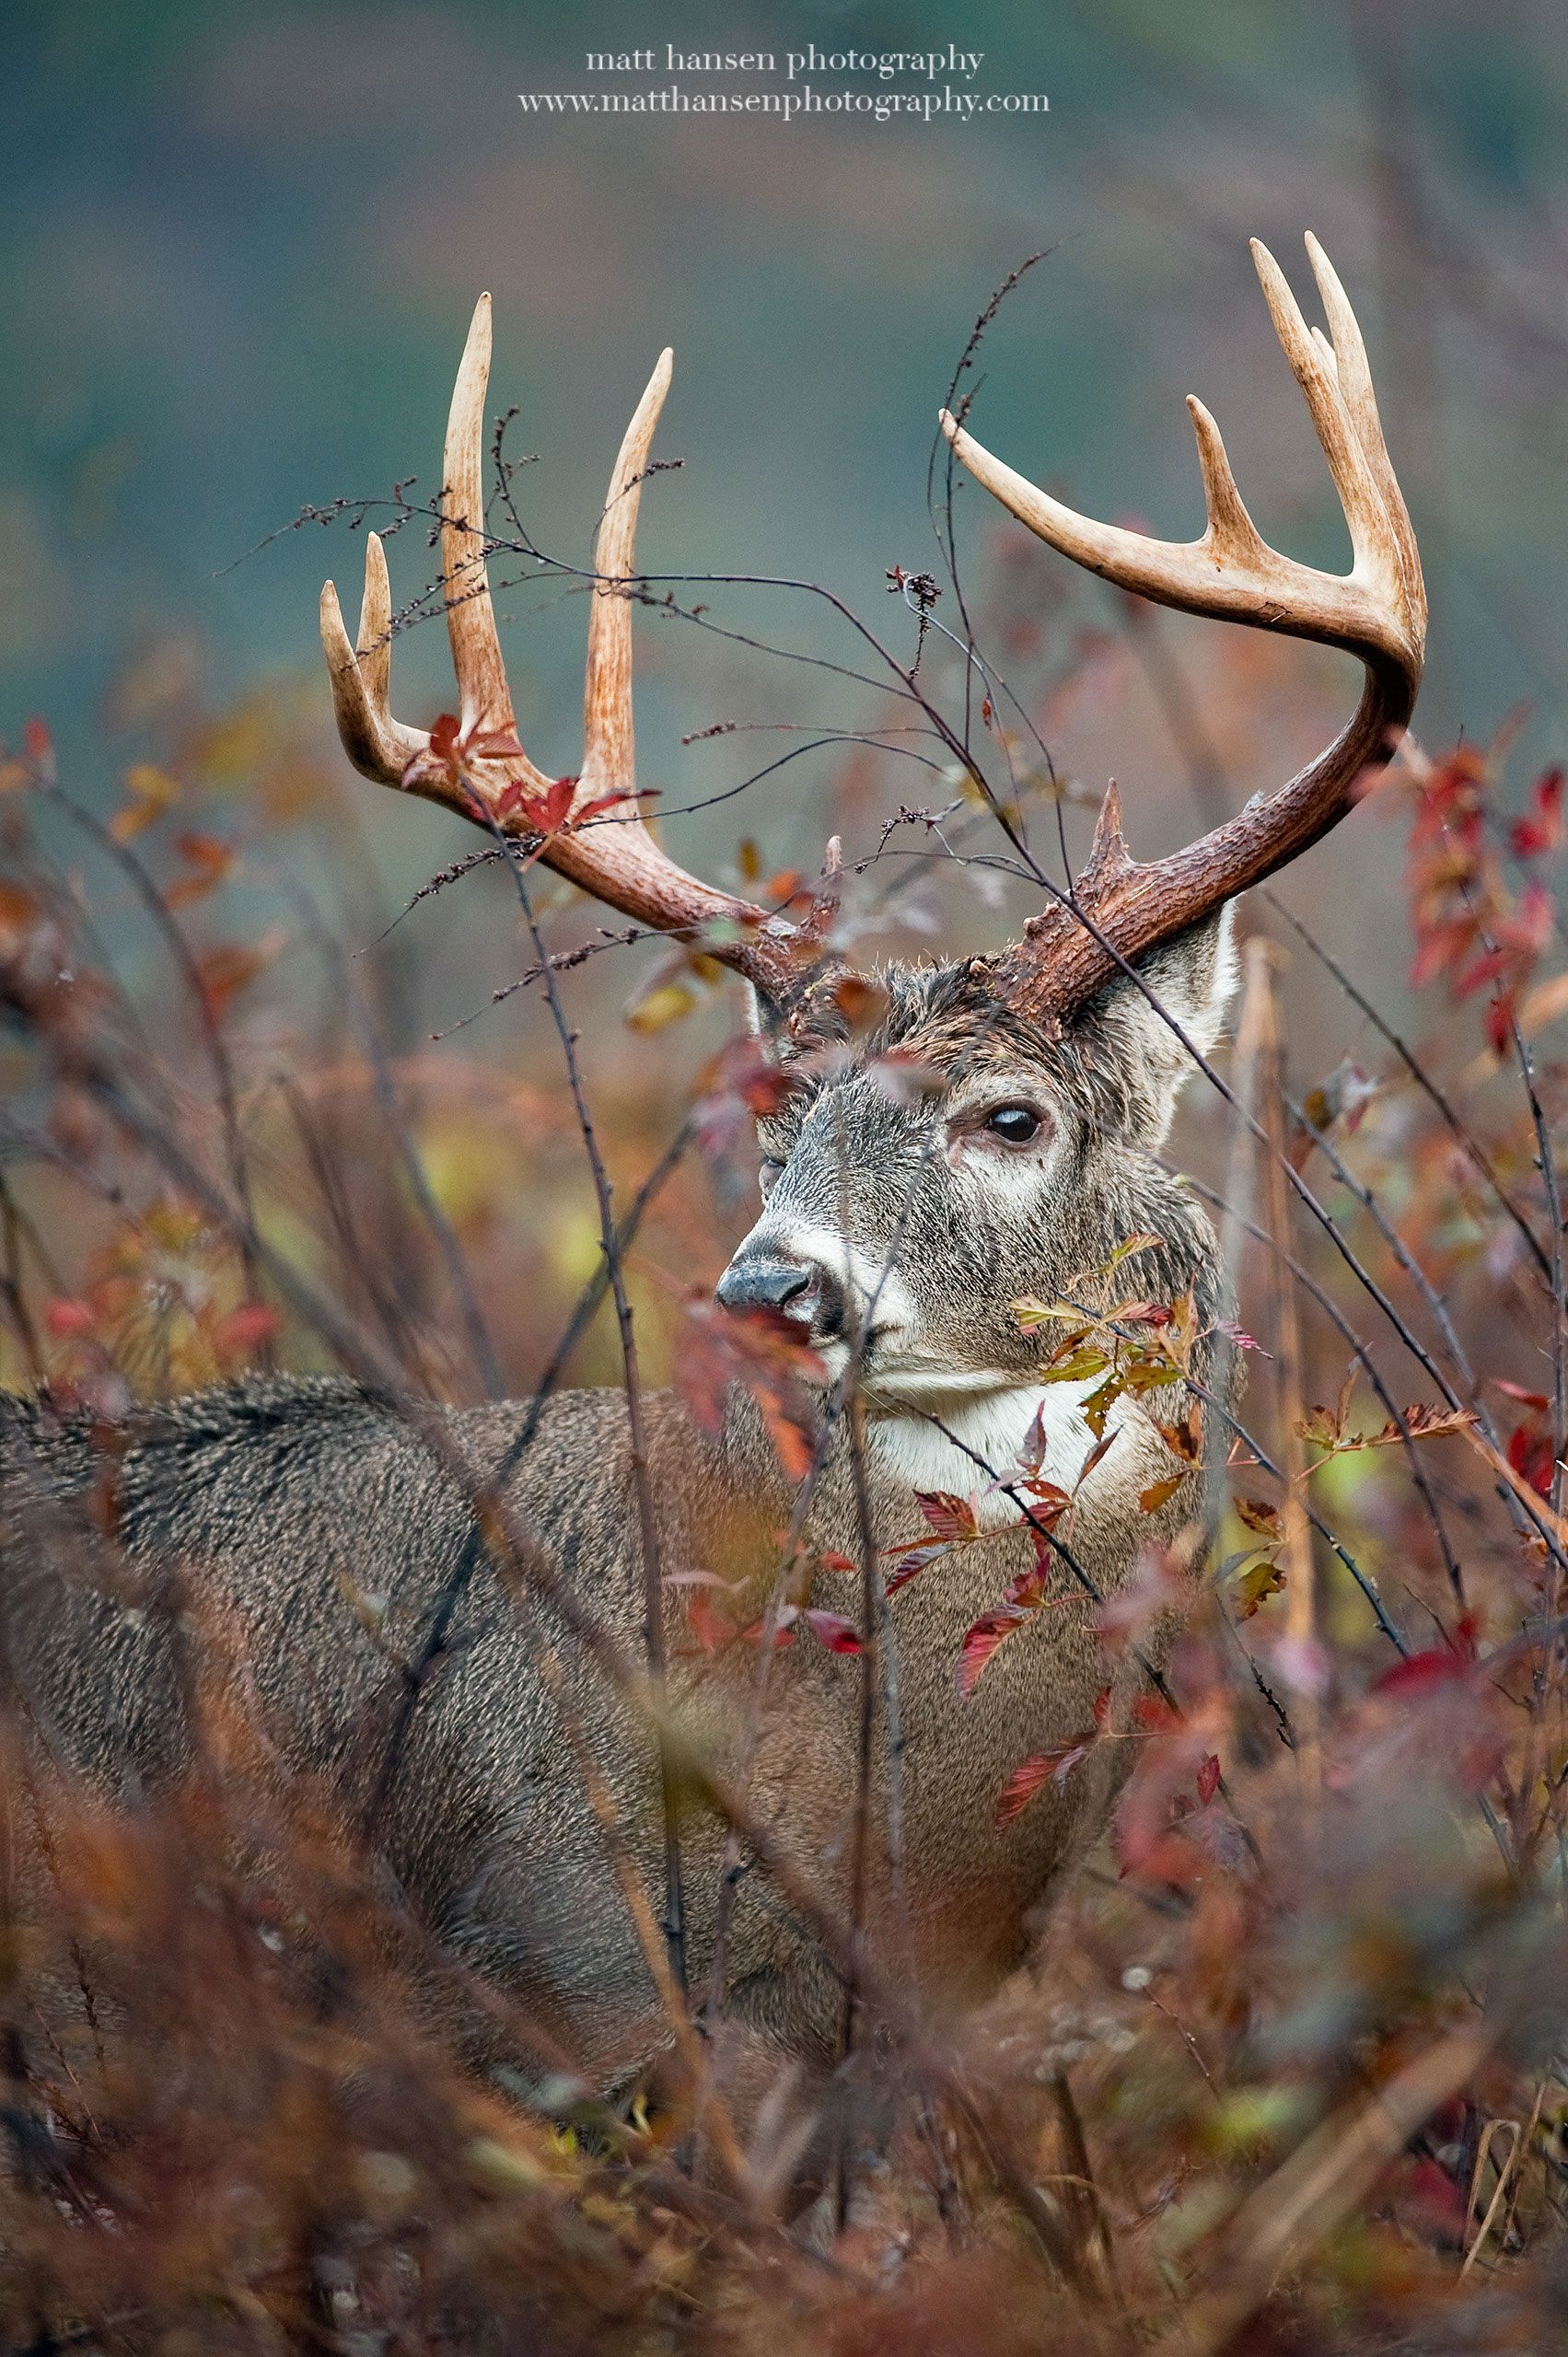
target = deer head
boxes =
[319,238,1423,1417]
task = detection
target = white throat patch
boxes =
[864,1376,1103,1526]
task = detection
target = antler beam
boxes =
[940,234,1426,1027]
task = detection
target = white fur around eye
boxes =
[959,1144,1058,1210]
[946,1101,1063,1203]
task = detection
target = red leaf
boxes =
[215,1303,281,1357]
[1493,1377,1551,1411]
[994,1737,1095,1825]
[1215,1318,1264,1354]
[682,1588,738,1656]
[1507,1415,1556,1499]
[1510,767,1564,859]
[570,787,633,825]
[23,716,52,761]
[678,1297,823,1485]
[1003,1561,1051,1610]
[1196,1752,1221,1806]
[1374,1627,1476,1698]
[956,1606,1028,1698]
[801,1608,863,1655]
[467,727,528,764]
[541,774,577,831]
[916,1490,980,1542]
[44,1297,96,1339]
[1484,991,1516,1056]
[884,1538,950,1596]
[166,831,236,907]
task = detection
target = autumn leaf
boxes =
[1373,1625,1476,1699]
[1041,1347,1112,1386]
[1012,1295,1087,1332]
[1117,1300,1174,1329]
[884,1538,951,1596]
[1098,1231,1164,1279]
[956,1563,1060,1697]
[1214,1318,1267,1355]
[110,762,179,840]
[214,1304,281,1359]
[915,1492,981,1543]
[829,974,888,1029]
[679,1298,823,1484]
[994,1736,1097,1826]
[800,1608,863,1655]
[1071,1430,1119,1492]
[1506,1413,1557,1498]
[1222,1549,1286,1620]
[44,1298,97,1340]
[1510,765,1564,860]
[166,831,237,907]
[1081,1371,1127,1437]
[682,1588,738,1655]
[1301,1402,1477,1463]
[195,934,282,1016]
[625,975,701,1036]
[1155,1406,1203,1464]
[1138,1473,1188,1515]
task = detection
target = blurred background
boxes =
[2,0,1565,1387]
[4,17,1568,2338]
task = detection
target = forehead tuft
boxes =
[783,959,1063,1089]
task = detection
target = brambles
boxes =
[1,411,1566,2351]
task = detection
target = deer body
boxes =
[2,236,1423,2119]
[1,958,1228,2089]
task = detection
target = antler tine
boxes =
[581,347,673,806]
[1246,239,1406,621]
[441,294,535,758]
[1303,233,1425,639]
[940,235,1426,1028]
[319,534,429,785]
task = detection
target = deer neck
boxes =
[860,1375,1097,1527]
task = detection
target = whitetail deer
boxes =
[3,238,1423,2128]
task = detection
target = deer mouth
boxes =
[858,1354,1021,1406]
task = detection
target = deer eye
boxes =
[983,1103,1044,1146]
[759,1157,784,1199]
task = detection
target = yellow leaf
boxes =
[109,762,179,839]
[625,977,697,1034]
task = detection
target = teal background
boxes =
[4,0,1565,960]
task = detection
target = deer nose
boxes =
[714,1254,814,1317]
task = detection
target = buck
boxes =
[2,238,1423,2131]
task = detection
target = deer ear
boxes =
[1069,904,1238,1149]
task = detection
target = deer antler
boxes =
[940,234,1426,1027]
[319,296,812,1005]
